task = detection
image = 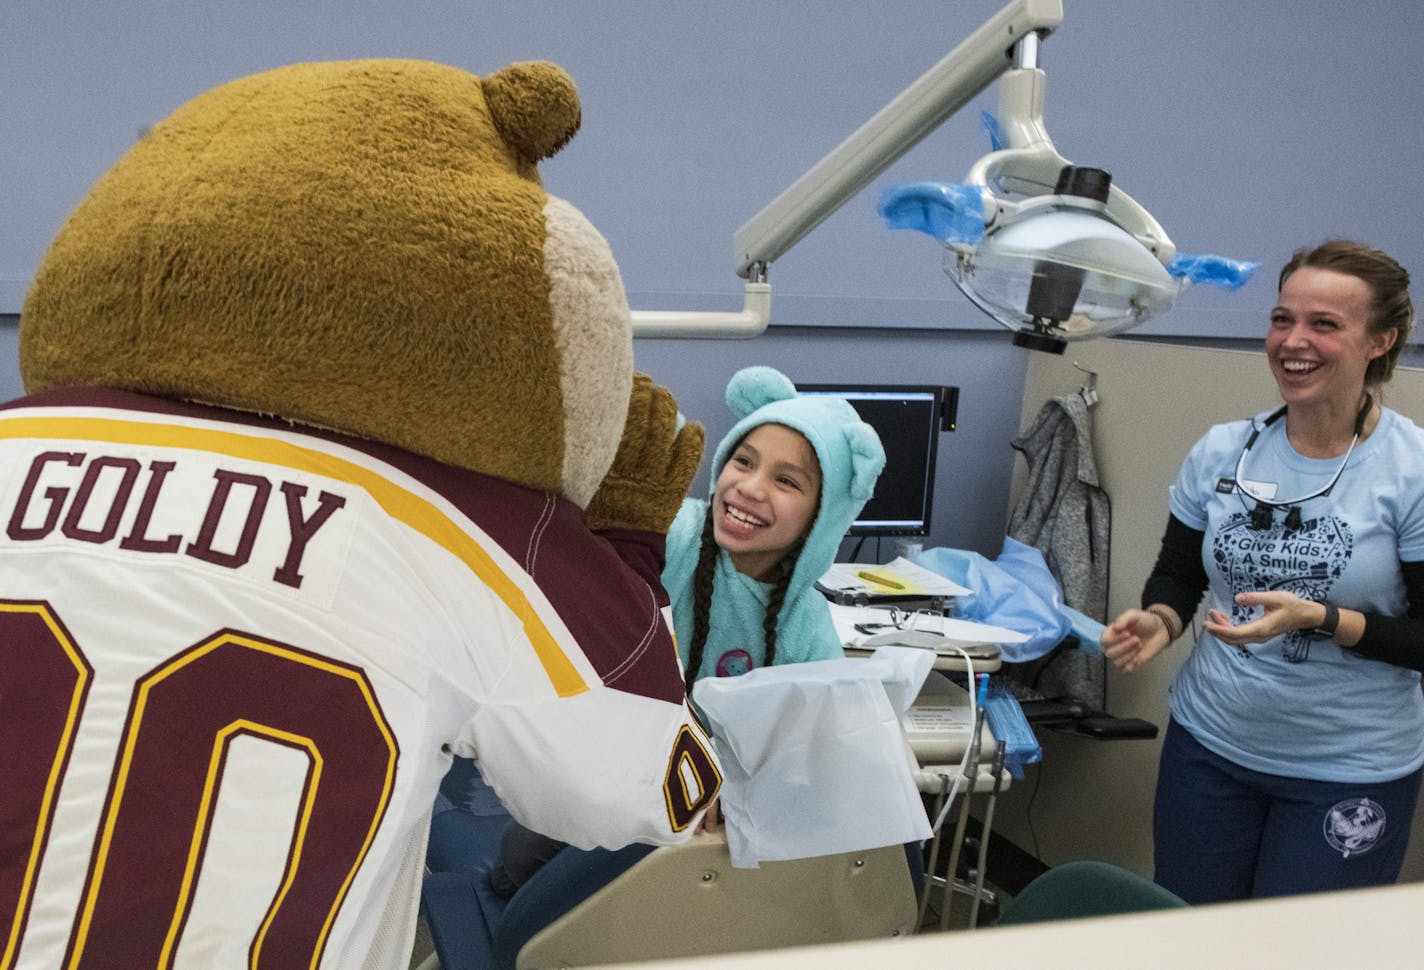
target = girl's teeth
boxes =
[728,507,764,526]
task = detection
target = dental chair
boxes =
[421,812,920,970]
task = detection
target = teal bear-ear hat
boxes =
[711,366,885,586]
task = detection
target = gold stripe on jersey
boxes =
[0,413,588,697]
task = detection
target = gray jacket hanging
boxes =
[1008,392,1111,622]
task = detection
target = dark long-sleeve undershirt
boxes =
[1140,515,1209,629]
[1354,561,1424,671]
[1140,514,1424,673]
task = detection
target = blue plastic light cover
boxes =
[877,182,986,245]
[1167,252,1260,290]
[980,109,1005,152]
[1062,604,1106,655]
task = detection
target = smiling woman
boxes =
[1266,246,1412,451]
[1101,239,1424,905]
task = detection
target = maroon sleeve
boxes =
[592,529,670,608]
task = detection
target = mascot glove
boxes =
[585,374,704,535]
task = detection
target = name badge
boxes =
[1239,478,1278,500]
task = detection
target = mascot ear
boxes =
[725,366,797,420]
[484,61,582,162]
[843,421,887,504]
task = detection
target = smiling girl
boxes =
[664,366,885,692]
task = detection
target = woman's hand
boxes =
[1102,608,1173,673]
[1203,590,1321,647]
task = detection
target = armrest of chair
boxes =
[510,831,918,970]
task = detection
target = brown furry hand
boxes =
[585,374,704,534]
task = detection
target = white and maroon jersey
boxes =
[0,388,719,970]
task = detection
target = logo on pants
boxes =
[1324,797,1386,858]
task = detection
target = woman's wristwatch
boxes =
[1308,603,1340,640]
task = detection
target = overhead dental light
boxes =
[943,37,1188,355]
[631,0,1252,347]
[878,25,1253,353]
[946,167,1186,353]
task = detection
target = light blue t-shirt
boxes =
[1167,406,1424,783]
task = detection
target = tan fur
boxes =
[21,58,630,502]
[545,198,634,507]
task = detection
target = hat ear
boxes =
[725,366,797,420]
[843,421,887,503]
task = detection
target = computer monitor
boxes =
[795,383,955,537]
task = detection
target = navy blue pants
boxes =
[1153,719,1421,904]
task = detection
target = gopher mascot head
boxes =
[23,59,635,508]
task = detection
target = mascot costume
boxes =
[3,59,718,968]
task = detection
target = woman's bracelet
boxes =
[1145,605,1183,643]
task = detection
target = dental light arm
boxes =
[729,0,1066,281]
[632,0,1257,356]
[630,0,1065,338]
[633,0,1232,347]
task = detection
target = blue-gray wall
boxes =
[5,1,1421,554]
